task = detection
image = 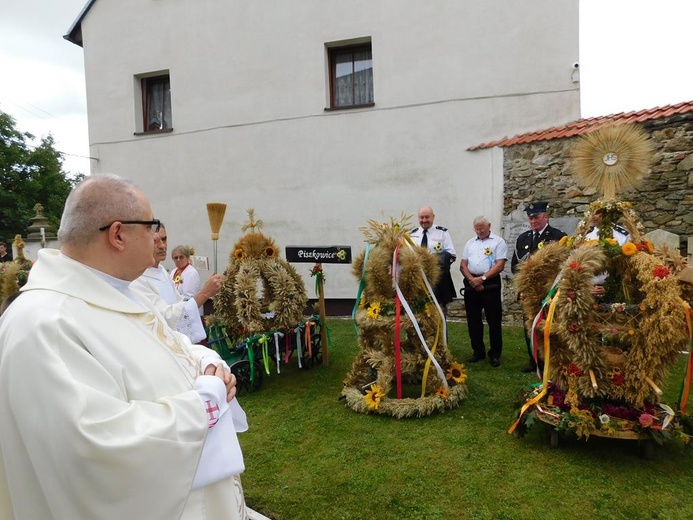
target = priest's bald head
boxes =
[58,174,159,281]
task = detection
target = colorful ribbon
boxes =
[392,241,403,399]
[257,334,271,375]
[294,325,303,368]
[285,333,291,364]
[304,320,315,360]
[312,266,324,297]
[679,300,693,415]
[305,314,331,355]
[509,289,560,434]
[530,308,545,375]
[351,243,371,336]
[420,312,442,397]
[273,331,284,374]
[529,273,562,376]
[323,320,333,349]
[402,232,447,344]
[244,335,256,383]
[393,237,448,390]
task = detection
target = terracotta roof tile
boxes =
[468,100,693,150]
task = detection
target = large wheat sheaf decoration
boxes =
[571,124,653,199]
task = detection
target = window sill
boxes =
[134,128,174,136]
[324,103,375,112]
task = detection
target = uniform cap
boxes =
[526,201,549,216]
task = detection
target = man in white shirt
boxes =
[409,206,457,310]
[0,174,247,519]
[460,216,508,367]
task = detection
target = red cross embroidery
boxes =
[205,400,220,427]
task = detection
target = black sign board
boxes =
[285,245,352,264]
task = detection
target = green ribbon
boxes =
[306,314,332,349]
[206,324,232,360]
[325,323,332,349]
[313,271,323,297]
[541,274,562,307]
[244,335,258,383]
[257,334,271,375]
[352,243,371,336]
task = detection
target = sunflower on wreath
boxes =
[342,215,469,418]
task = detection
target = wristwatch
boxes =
[481,275,487,281]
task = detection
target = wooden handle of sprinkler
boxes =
[645,376,663,396]
[213,240,218,274]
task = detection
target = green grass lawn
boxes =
[236,320,693,520]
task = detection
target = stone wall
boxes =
[499,113,693,325]
[504,113,693,240]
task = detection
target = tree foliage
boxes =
[0,109,83,242]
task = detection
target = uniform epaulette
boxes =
[614,224,628,236]
[411,227,419,233]
[435,225,448,231]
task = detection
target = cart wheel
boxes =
[550,429,559,449]
[230,360,264,394]
[301,327,323,369]
[641,440,654,460]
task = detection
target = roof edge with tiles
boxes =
[468,100,693,151]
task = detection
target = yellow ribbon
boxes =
[405,231,448,394]
[421,312,442,397]
[509,289,560,434]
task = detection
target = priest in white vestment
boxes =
[0,174,248,520]
[132,224,222,344]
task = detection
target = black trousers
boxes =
[463,278,503,359]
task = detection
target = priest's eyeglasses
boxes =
[98,219,162,233]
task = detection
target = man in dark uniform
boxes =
[511,202,566,372]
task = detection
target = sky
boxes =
[1,0,692,176]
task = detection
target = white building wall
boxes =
[75,0,580,298]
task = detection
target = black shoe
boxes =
[467,354,485,363]
[521,364,537,373]
[490,358,501,368]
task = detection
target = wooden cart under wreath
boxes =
[206,315,325,394]
[528,393,677,460]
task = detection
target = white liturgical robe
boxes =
[0,250,247,520]
[132,265,207,343]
